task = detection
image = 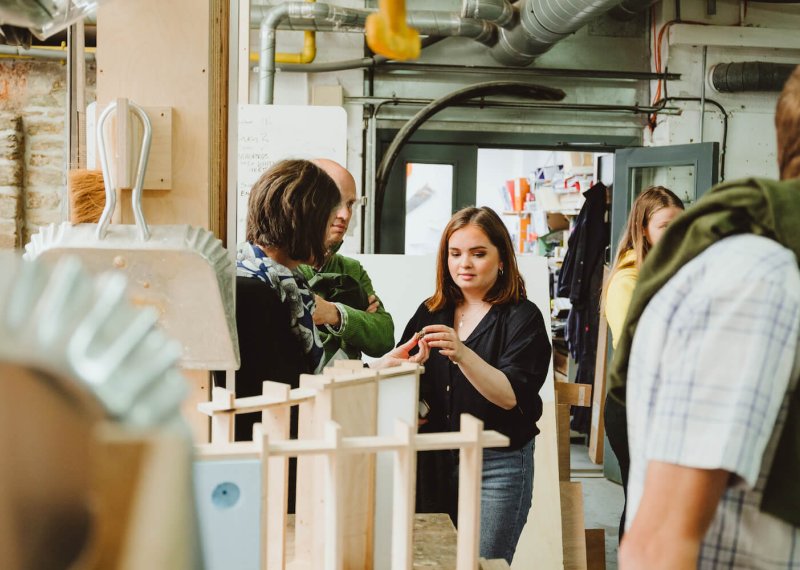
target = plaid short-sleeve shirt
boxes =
[626,234,800,569]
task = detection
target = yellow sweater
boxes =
[605,249,638,349]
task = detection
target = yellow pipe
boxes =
[0,43,96,61]
[277,30,316,64]
[365,0,420,61]
[251,0,317,65]
[250,29,316,64]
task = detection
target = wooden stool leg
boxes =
[456,415,483,570]
[390,420,416,570]
[261,382,291,570]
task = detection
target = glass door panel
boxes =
[612,142,719,259]
[404,163,454,255]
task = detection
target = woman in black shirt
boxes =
[395,206,551,564]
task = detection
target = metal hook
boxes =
[95,99,152,241]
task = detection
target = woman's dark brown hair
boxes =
[246,159,341,266]
[426,206,526,312]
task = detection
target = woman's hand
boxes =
[421,325,468,364]
[369,334,429,370]
[312,295,341,326]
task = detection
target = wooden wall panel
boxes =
[96,0,210,228]
[96,0,216,442]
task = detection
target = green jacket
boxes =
[608,176,800,527]
[298,252,395,360]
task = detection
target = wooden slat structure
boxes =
[196,362,511,570]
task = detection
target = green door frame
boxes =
[611,142,720,260]
[376,129,640,253]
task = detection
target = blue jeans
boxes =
[451,439,535,564]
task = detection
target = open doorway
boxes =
[375,129,637,256]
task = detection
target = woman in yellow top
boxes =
[605,186,685,345]
[603,185,684,540]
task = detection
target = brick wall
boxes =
[0,59,96,248]
[0,114,23,248]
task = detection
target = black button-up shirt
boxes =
[400,299,552,450]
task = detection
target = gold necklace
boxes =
[457,303,486,329]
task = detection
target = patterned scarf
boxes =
[236,242,325,373]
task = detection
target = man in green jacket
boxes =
[298,159,395,362]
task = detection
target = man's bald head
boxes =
[776,65,800,180]
[312,159,357,199]
[311,159,357,249]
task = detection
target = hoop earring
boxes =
[498,267,504,276]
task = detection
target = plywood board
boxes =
[561,482,588,570]
[557,403,571,483]
[182,370,210,444]
[556,383,593,407]
[97,0,212,439]
[585,528,606,570]
[97,0,210,228]
[589,290,610,464]
[295,374,378,570]
[375,370,419,570]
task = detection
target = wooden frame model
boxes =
[196,362,511,570]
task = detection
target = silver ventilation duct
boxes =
[407,11,497,46]
[489,0,621,66]
[258,2,499,104]
[609,0,661,20]
[461,0,516,29]
[710,62,799,93]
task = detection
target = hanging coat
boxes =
[556,182,609,434]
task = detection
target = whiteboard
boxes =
[236,104,348,244]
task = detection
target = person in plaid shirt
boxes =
[619,65,800,569]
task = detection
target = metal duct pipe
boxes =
[259,3,369,104]
[461,0,515,29]
[274,11,497,45]
[490,0,621,66]
[258,2,499,104]
[710,62,799,93]
[608,0,660,21]
[251,3,370,29]
[406,12,497,46]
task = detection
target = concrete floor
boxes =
[570,442,624,570]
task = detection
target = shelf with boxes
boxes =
[496,153,596,255]
[498,177,537,254]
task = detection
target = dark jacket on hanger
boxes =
[556,183,609,434]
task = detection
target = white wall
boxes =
[650,1,800,181]
[247,0,367,253]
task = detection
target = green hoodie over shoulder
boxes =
[608,176,800,527]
